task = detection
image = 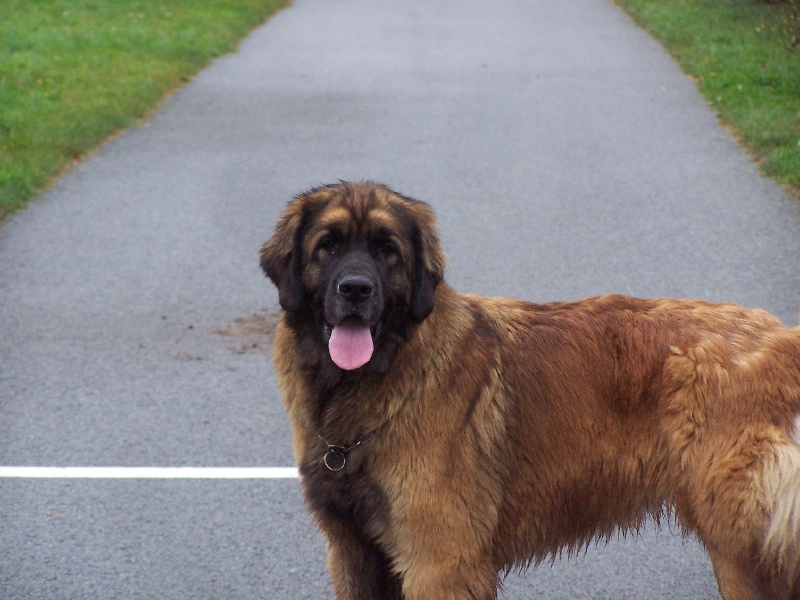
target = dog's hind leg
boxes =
[759,419,800,600]
[709,550,770,600]
[710,546,800,600]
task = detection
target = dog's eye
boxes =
[378,240,397,257]
[317,236,339,255]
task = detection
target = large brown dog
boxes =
[261,181,800,600]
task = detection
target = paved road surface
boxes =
[2,0,799,598]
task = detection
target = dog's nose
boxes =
[337,275,374,303]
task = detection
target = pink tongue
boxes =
[328,319,374,370]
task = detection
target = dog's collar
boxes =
[318,430,377,472]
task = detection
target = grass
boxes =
[616,0,800,196]
[3,1,797,216]
[0,0,288,218]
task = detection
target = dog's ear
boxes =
[406,200,446,323]
[261,197,307,313]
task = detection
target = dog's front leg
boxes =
[323,518,403,600]
[390,502,501,600]
[398,556,500,600]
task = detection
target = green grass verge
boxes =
[616,0,800,196]
[0,0,288,218]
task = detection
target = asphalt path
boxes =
[2,0,799,598]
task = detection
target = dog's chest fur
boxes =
[300,453,391,543]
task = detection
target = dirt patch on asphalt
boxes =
[214,312,280,354]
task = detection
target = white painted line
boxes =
[0,467,299,479]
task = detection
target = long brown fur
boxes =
[261,181,800,600]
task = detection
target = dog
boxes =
[260,181,800,600]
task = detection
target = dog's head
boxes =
[261,182,446,373]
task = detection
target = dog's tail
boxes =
[761,416,800,583]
